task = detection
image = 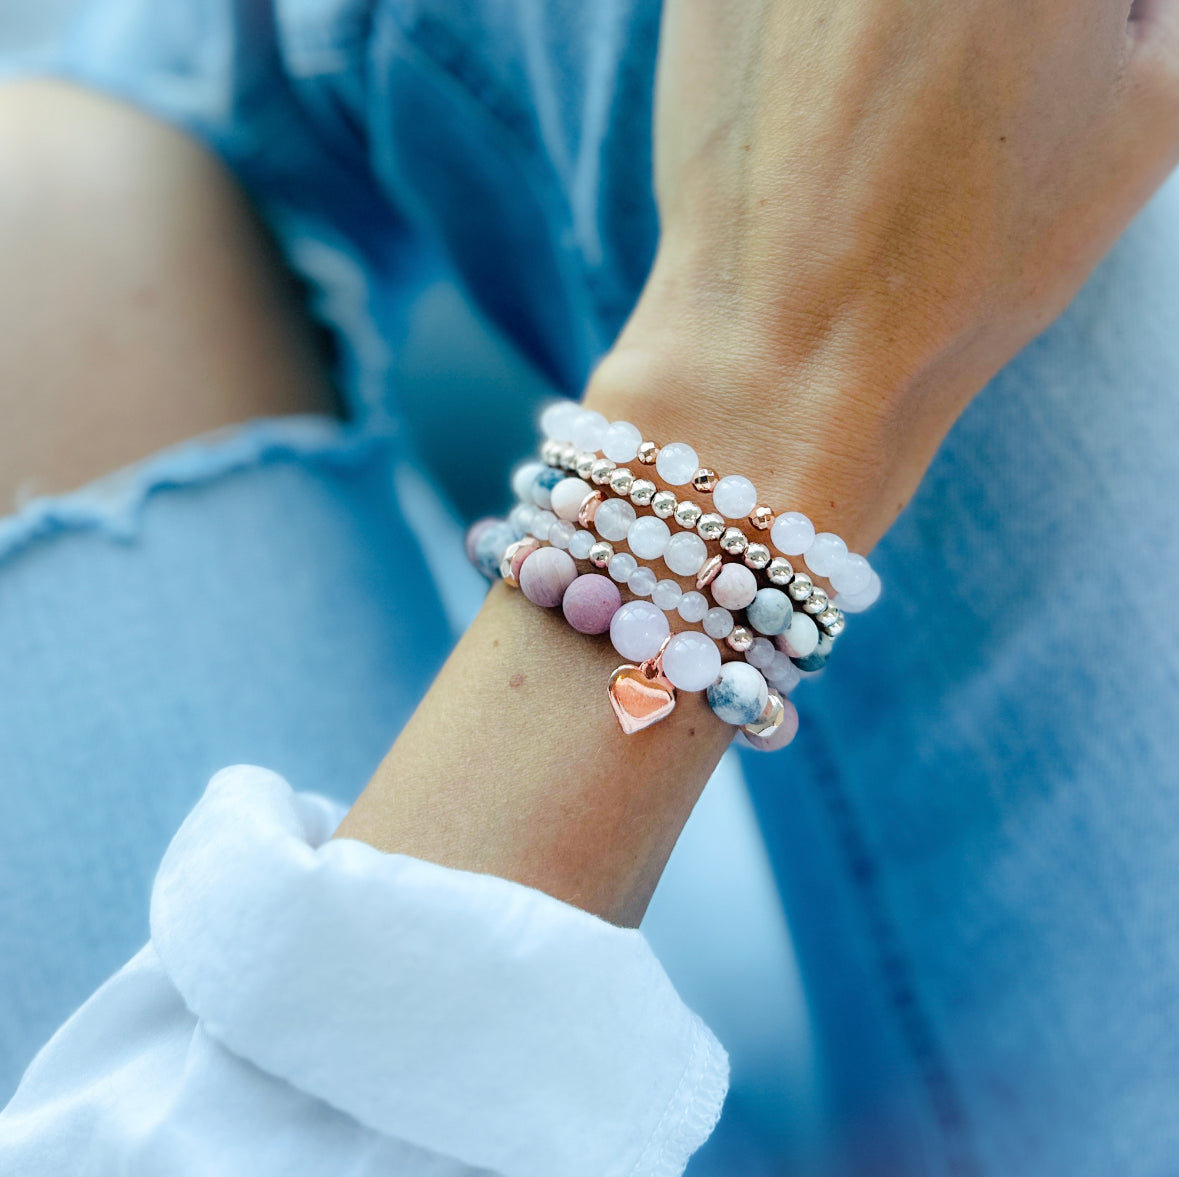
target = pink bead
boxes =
[736,696,800,752]
[710,563,758,610]
[519,546,577,608]
[562,573,622,634]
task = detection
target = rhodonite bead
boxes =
[712,475,757,519]
[568,529,596,559]
[610,599,670,661]
[562,573,622,634]
[594,497,637,541]
[540,399,582,441]
[661,631,722,692]
[570,409,608,452]
[806,532,848,578]
[602,420,643,462]
[711,563,758,610]
[627,515,671,560]
[530,466,564,508]
[776,610,818,658]
[677,591,709,623]
[652,580,683,611]
[627,566,658,597]
[511,460,546,502]
[551,477,593,522]
[656,442,699,486]
[519,546,577,607]
[703,607,735,639]
[607,552,638,583]
[771,511,815,557]
[707,661,769,725]
[664,532,708,576]
[747,587,793,635]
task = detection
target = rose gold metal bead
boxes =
[577,490,604,528]
[695,554,723,589]
[726,625,754,653]
[691,467,718,494]
[499,537,540,587]
[750,506,774,530]
[637,441,660,465]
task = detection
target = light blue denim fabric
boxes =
[3,2,1179,1175]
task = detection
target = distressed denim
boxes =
[3,2,1179,1174]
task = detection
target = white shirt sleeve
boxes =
[0,765,729,1177]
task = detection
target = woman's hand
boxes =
[587,0,1179,550]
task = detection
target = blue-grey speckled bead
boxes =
[791,631,835,672]
[707,661,770,725]
[474,520,520,580]
[746,587,794,636]
[531,465,565,508]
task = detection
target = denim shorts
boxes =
[3,3,1179,1175]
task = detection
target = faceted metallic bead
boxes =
[691,467,718,494]
[726,625,754,653]
[766,556,795,586]
[590,458,617,485]
[696,512,725,541]
[651,490,678,519]
[719,527,748,556]
[749,505,774,531]
[577,490,604,528]
[821,610,846,637]
[695,554,723,589]
[557,443,579,470]
[499,537,541,587]
[743,543,771,570]
[674,500,703,529]
[575,452,597,479]
[817,604,841,627]
[608,467,635,496]
[804,588,830,615]
[540,439,563,466]
[629,478,657,506]
[588,540,614,569]
[787,571,814,601]
[742,690,785,738]
[637,440,660,465]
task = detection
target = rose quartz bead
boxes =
[519,546,577,608]
[710,563,758,610]
[661,631,722,692]
[562,573,622,634]
[610,600,670,662]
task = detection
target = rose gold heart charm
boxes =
[607,643,677,734]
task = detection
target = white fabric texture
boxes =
[0,765,728,1177]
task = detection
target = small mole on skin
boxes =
[509,673,526,688]
[492,639,499,647]
[688,727,696,737]
[999,136,1007,143]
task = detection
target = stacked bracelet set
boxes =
[466,401,882,751]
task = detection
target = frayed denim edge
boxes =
[0,414,397,568]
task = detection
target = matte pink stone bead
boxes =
[710,563,758,610]
[561,573,622,634]
[519,546,577,608]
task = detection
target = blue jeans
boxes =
[3,2,1179,1174]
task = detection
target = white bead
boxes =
[511,461,546,502]
[651,580,683,611]
[778,611,818,658]
[626,515,671,560]
[836,569,881,613]
[707,661,769,725]
[766,652,802,694]
[806,532,848,578]
[712,475,758,519]
[548,520,575,549]
[539,400,582,440]
[703,607,735,639]
[770,511,815,557]
[710,563,758,610]
[610,600,669,662]
[568,529,596,559]
[830,552,872,596]
[607,552,638,583]
[601,420,642,463]
[509,502,537,533]
[664,531,708,576]
[627,566,658,597]
[594,497,637,541]
[677,591,709,623]
[528,509,556,540]
[655,441,699,486]
[570,409,608,452]
[746,637,776,669]
[551,477,592,522]
[661,631,722,692]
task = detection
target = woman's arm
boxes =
[334,0,1179,925]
